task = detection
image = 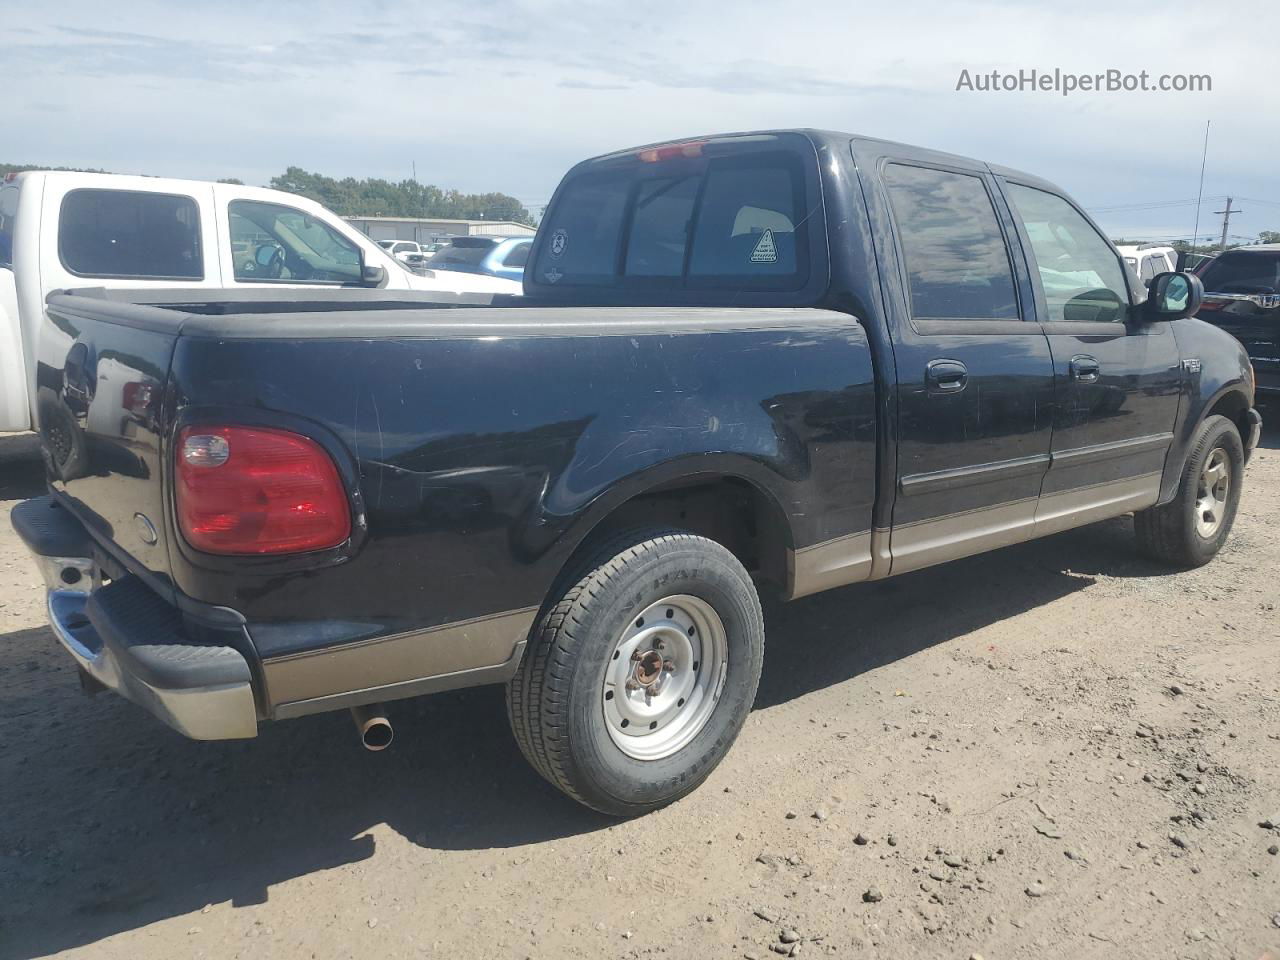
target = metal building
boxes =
[344,216,536,244]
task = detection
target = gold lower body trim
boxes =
[263,605,538,718]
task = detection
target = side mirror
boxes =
[362,263,387,287]
[1144,271,1203,322]
[255,243,279,267]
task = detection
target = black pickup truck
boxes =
[12,130,1262,815]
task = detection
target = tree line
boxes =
[264,167,533,225]
[0,163,534,225]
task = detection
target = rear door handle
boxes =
[925,359,968,394]
[1070,355,1100,383]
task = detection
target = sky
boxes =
[4,0,1278,243]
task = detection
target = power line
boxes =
[1089,196,1227,213]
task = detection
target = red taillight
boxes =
[637,140,706,163]
[175,425,351,555]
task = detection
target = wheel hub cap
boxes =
[634,649,664,686]
[1194,447,1230,538]
[602,595,728,761]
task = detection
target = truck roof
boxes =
[3,170,333,215]
[578,128,1061,195]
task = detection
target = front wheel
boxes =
[506,529,764,816]
[1135,414,1244,567]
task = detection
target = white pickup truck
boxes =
[0,171,523,432]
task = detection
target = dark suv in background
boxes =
[1195,245,1280,397]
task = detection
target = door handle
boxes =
[925,359,968,394]
[1070,355,1100,383]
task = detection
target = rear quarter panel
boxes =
[166,309,877,659]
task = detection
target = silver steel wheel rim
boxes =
[1195,447,1230,538]
[602,595,729,761]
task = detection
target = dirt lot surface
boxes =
[1,418,1278,960]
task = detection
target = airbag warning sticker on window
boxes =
[750,229,778,263]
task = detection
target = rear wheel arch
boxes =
[553,467,796,601]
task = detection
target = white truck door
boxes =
[211,182,407,290]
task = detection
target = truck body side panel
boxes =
[38,298,876,714]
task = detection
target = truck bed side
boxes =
[36,297,876,718]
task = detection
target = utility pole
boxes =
[1215,197,1242,253]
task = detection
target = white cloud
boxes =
[2,0,1277,237]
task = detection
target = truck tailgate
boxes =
[37,297,180,589]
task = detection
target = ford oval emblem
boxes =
[134,513,159,545]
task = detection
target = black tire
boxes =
[506,528,764,816]
[1135,415,1244,567]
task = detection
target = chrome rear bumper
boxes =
[14,498,258,741]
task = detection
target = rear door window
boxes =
[1140,255,1158,283]
[883,164,1018,320]
[59,189,202,280]
[532,143,812,292]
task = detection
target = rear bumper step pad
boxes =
[11,495,258,740]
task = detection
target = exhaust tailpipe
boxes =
[351,703,394,751]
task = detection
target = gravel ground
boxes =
[0,414,1277,960]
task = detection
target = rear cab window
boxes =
[528,133,826,303]
[59,189,203,279]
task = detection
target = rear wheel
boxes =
[1135,415,1244,567]
[506,529,764,816]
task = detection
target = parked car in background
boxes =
[377,240,432,268]
[10,130,1258,816]
[0,171,524,432]
[1116,244,1179,288]
[1194,244,1280,396]
[425,236,533,282]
